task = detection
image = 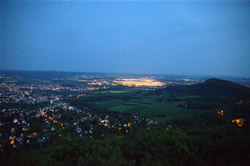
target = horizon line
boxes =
[0,69,248,79]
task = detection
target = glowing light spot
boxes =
[232,118,245,127]
[113,78,165,87]
[217,110,224,117]
[10,140,14,145]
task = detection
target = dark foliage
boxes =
[165,78,250,98]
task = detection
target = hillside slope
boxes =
[165,78,250,97]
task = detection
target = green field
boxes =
[94,90,130,94]
[93,90,213,122]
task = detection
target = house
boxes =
[76,127,82,134]
[16,137,23,145]
[37,137,45,143]
[51,127,55,131]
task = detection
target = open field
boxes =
[94,90,131,94]
[92,90,213,122]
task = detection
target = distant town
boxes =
[0,72,180,151]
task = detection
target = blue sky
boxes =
[1,1,250,77]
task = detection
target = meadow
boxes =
[90,89,214,122]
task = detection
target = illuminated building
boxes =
[113,78,165,87]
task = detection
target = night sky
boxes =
[1,1,250,77]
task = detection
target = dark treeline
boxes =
[1,123,250,166]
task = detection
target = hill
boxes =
[165,78,250,97]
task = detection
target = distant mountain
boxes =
[165,78,250,97]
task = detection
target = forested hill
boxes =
[165,78,250,97]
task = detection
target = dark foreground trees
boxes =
[2,125,250,166]
[1,129,204,166]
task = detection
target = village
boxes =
[0,80,163,152]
